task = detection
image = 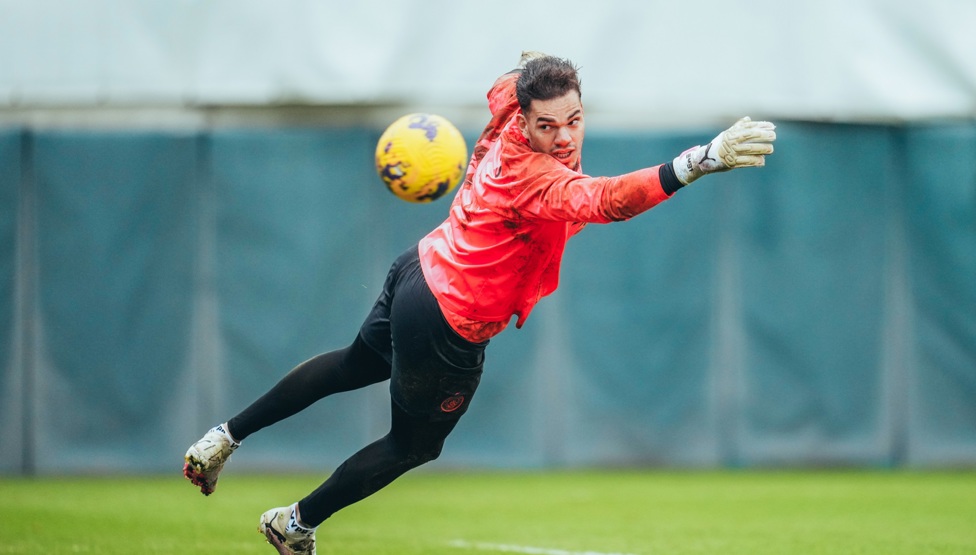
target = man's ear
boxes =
[517,112,528,137]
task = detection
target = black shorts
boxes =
[359,245,488,421]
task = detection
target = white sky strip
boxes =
[1,1,974,124]
[448,539,640,555]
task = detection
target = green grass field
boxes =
[1,470,974,554]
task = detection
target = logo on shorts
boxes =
[440,393,465,413]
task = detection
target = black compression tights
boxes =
[226,335,460,527]
[227,335,390,440]
[296,401,460,526]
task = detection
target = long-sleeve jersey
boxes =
[418,71,675,342]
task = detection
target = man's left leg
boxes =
[261,244,486,537]
[294,398,463,525]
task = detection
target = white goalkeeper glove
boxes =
[517,50,549,69]
[673,117,776,185]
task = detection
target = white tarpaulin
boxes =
[1,0,974,127]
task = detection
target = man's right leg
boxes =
[184,334,391,495]
[227,334,391,441]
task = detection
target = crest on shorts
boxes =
[440,393,466,413]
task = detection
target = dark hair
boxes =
[516,56,581,114]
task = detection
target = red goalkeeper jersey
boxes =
[419,71,672,342]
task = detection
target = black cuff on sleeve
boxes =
[659,162,685,196]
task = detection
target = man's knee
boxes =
[389,402,458,467]
[403,438,445,467]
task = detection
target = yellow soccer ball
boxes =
[375,113,468,203]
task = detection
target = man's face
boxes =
[517,90,585,170]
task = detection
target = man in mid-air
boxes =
[184,52,776,555]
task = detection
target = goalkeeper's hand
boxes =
[673,117,776,185]
[517,50,549,69]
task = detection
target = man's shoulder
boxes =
[487,72,520,116]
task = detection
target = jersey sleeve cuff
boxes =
[659,162,685,196]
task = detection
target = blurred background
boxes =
[1,0,973,475]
